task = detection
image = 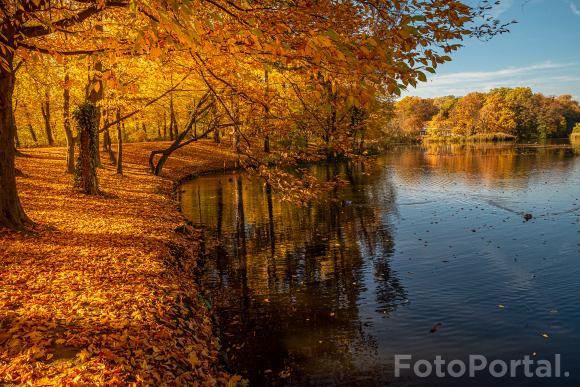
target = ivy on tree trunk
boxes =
[73,102,100,195]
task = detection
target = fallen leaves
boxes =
[1,144,237,385]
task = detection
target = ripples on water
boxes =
[179,144,580,386]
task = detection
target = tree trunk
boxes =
[23,104,38,144]
[103,126,110,151]
[63,71,75,173]
[103,126,116,164]
[102,110,116,165]
[0,56,30,229]
[41,91,54,146]
[172,111,179,138]
[87,50,103,167]
[116,108,123,175]
[163,111,167,139]
[232,92,241,166]
[13,99,20,149]
[264,70,270,153]
[14,125,20,148]
[149,91,215,175]
[169,96,175,141]
[74,102,99,195]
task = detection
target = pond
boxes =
[179,143,580,386]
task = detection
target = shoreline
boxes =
[1,141,240,385]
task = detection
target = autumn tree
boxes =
[1,0,510,229]
[392,97,438,137]
[0,0,134,228]
[448,92,485,136]
[393,88,580,141]
[473,90,515,135]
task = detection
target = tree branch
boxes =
[19,1,129,39]
[99,71,192,133]
[18,42,107,56]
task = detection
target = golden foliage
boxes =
[1,143,243,385]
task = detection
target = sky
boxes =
[404,0,580,101]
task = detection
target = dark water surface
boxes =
[179,144,580,386]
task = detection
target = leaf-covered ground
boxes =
[1,141,240,385]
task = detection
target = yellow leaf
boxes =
[188,352,200,367]
[76,349,91,362]
[228,375,242,387]
[150,46,162,59]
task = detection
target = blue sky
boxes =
[405,0,580,101]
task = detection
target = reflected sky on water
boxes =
[180,143,579,386]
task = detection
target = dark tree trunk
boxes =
[169,96,175,141]
[163,111,167,139]
[264,70,270,153]
[14,125,20,148]
[149,92,215,175]
[63,71,75,174]
[28,124,37,144]
[103,126,116,164]
[0,54,30,229]
[103,125,110,151]
[74,102,99,195]
[232,92,241,167]
[13,100,20,149]
[116,108,123,175]
[41,91,54,146]
[103,128,110,150]
[23,104,38,144]
[172,112,179,138]
[213,127,220,143]
[102,111,116,165]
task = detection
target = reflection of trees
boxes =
[177,143,580,384]
[180,161,405,385]
[388,143,577,189]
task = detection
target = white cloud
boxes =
[427,63,569,87]
[571,2,580,16]
[403,61,580,99]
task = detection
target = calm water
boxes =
[179,143,580,386]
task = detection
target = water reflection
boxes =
[181,162,406,385]
[391,143,577,189]
[180,143,579,386]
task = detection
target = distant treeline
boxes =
[389,88,580,141]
